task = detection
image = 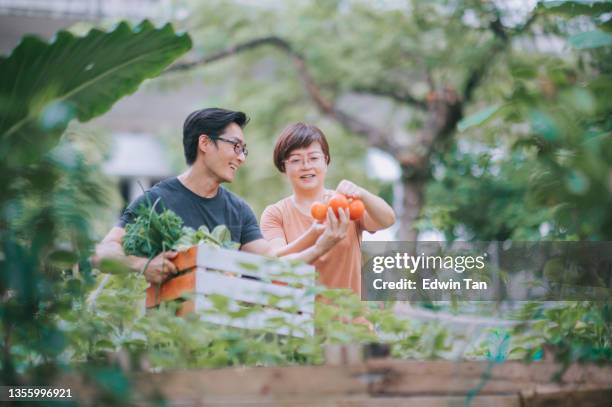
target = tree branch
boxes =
[166,36,292,72]
[352,82,428,110]
[462,9,539,103]
[165,35,395,153]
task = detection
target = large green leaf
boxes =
[0,20,191,167]
[541,1,612,17]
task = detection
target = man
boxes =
[95,108,349,283]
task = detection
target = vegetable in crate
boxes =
[173,224,240,251]
[122,198,240,259]
[122,198,184,258]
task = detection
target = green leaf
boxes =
[529,110,560,141]
[541,1,612,18]
[457,105,502,132]
[0,20,192,167]
[212,225,232,244]
[568,30,612,49]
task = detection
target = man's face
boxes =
[200,122,246,183]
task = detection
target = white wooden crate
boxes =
[146,244,316,337]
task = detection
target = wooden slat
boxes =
[56,361,612,405]
[126,361,612,402]
[175,395,520,407]
[172,245,197,271]
[196,270,314,313]
[145,271,195,308]
[364,359,612,396]
[195,297,314,337]
[176,300,194,317]
[196,245,315,282]
[521,388,612,407]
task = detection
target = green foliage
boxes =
[425,0,612,368]
[0,20,191,387]
[56,267,464,370]
[122,200,240,258]
[122,201,184,258]
[174,225,240,251]
[507,301,611,366]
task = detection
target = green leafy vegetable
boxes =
[122,198,184,258]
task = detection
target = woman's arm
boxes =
[335,179,396,232]
[244,208,349,264]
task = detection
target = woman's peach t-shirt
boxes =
[260,196,364,296]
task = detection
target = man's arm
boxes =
[242,207,349,264]
[93,226,178,284]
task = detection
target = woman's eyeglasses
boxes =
[216,136,248,157]
[284,154,325,168]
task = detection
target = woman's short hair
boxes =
[273,123,331,172]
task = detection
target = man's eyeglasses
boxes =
[216,136,248,157]
[284,153,325,168]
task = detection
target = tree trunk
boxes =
[397,169,426,241]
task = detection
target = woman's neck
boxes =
[293,186,327,205]
[178,166,220,198]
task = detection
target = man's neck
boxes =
[178,166,220,198]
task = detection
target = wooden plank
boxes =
[195,297,314,337]
[56,361,611,406]
[127,361,612,402]
[131,365,369,401]
[363,359,612,396]
[196,245,315,282]
[145,271,195,308]
[521,388,612,407]
[365,359,612,386]
[176,300,194,317]
[196,270,314,313]
[172,245,197,272]
[183,395,520,407]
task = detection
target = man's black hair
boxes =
[182,108,249,165]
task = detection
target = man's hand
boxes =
[142,251,178,284]
[315,207,349,252]
[335,179,366,199]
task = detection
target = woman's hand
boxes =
[335,179,396,231]
[315,207,349,253]
[335,179,365,199]
[309,221,326,237]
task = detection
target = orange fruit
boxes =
[348,198,365,220]
[328,194,349,218]
[310,201,328,222]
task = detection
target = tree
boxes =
[166,0,540,239]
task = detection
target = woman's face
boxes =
[284,142,328,192]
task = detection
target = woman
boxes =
[261,123,396,296]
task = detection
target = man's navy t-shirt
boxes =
[118,178,263,246]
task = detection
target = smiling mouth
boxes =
[229,164,238,171]
[300,174,315,179]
